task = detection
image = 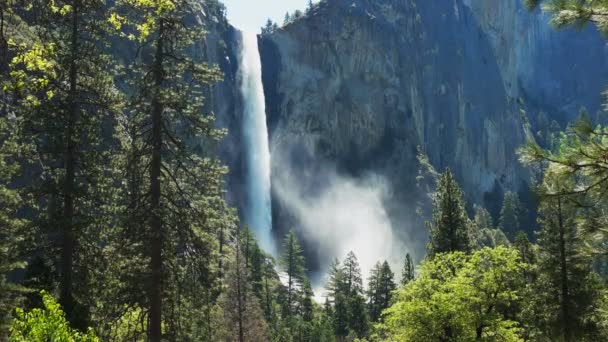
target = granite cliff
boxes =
[254,0,608,261]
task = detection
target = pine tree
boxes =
[284,12,291,26]
[519,115,608,255]
[514,231,535,266]
[427,169,471,257]
[348,292,369,338]
[7,0,119,327]
[306,0,314,15]
[333,292,349,338]
[342,251,363,295]
[378,261,396,309]
[474,205,494,231]
[341,251,368,338]
[112,1,236,339]
[525,0,608,36]
[0,113,28,335]
[261,256,279,322]
[215,236,269,342]
[366,262,382,322]
[401,253,415,286]
[367,261,396,322]
[301,278,314,323]
[500,191,524,240]
[535,193,603,341]
[325,258,342,304]
[261,18,274,34]
[280,230,306,317]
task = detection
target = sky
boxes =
[222,0,309,33]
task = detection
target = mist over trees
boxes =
[2,0,608,341]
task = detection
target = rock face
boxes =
[258,0,608,259]
[463,0,608,121]
[189,2,246,210]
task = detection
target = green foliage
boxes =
[500,192,525,241]
[519,114,608,252]
[470,205,510,249]
[214,236,269,342]
[427,169,471,257]
[531,190,605,340]
[525,0,608,36]
[0,111,29,335]
[5,0,123,329]
[378,247,526,341]
[107,0,237,339]
[280,230,307,317]
[400,253,415,286]
[513,231,536,266]
[9,291,98,342]
[322,253,370,339]
[367,261,395,323]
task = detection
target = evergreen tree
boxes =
[348,292,369,338]
[367,261,396,322]
[284,12,291,26]
[301,278,315,323]
[472,205,511,249]
[333,292,349,338]
[261,256,279,322]
[514,231,536,266]
[341,251,368,338]
[366,262,382,322]
[215,236,269,342]
[401,253,415,286]
[427,169,471,257]
[7,0,119,327]
[378,261,396,309]
[306,0,314,15]
[500,191,524,240]
[325,258,342,304]
[342,251,363,295]
[280,230,306,317]
[0,113,28,335]
[112,1,236,339]
[474,205,494,231]
[534,192,604,341]
[525,0,608,36]
[261,18,274,34]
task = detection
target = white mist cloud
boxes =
[272,158,407,295]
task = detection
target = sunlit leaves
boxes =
[108,12,127,30]
[527,0,608,36]
[6,41,57,106]
[9,292,99,342]
[378,247,526,341]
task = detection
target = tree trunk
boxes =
[60,0,79,323]
[148,19,164,342]
[287,246,292,316]
[557,196,571,342]
[236,241,245,342]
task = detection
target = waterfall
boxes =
[238,32,275,256]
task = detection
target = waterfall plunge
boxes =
[238,32,275,256]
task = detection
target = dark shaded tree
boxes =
[367,261,396,322]
[400,253,415,286]
[280,230,306,317]
[427,169,471,257]
[500,191,524,241]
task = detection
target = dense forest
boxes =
[3,0,608,341]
